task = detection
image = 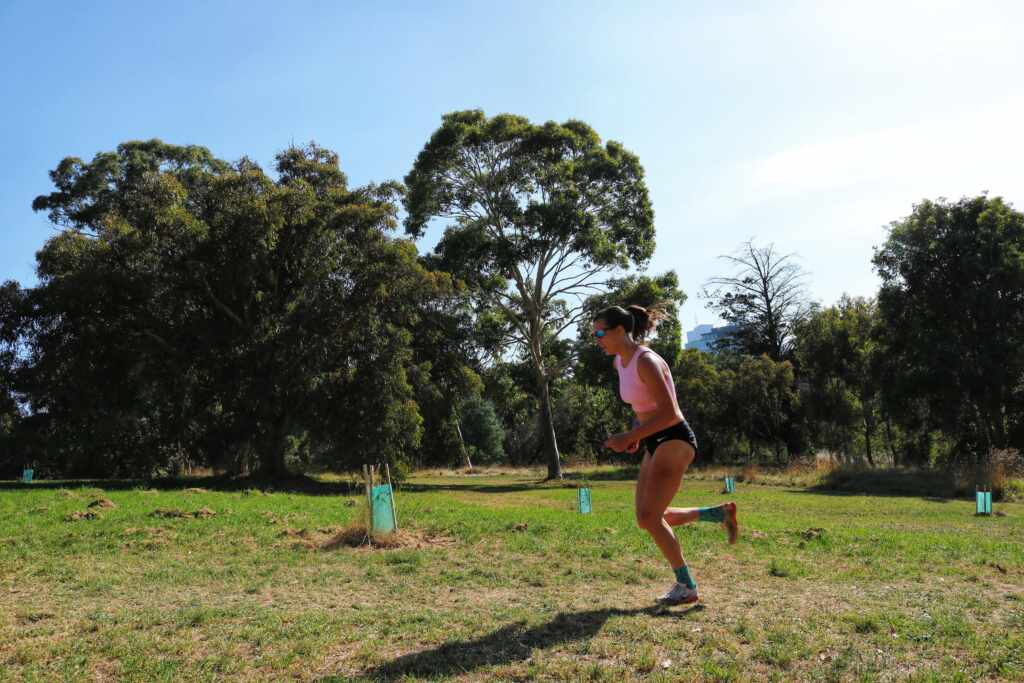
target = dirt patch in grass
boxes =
[152,508,189,518]
[151,507,216,519]
[66,510,100,522]
[121,526,175,549]
[88,498,117,509]
[317,523,456,552]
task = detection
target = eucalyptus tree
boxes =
[404,110,655,479]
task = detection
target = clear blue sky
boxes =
[3,1,1022,335]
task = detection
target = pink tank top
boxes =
[615,346,673,413]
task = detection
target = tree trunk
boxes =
[257,417,289,479]
[538,376,562,480]
[258,445,288,478]
[863,419,874,467]
[883,414,897,467]
[862,401,875,467]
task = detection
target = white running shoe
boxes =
[657,582,699,606]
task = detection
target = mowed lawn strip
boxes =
[1,471,1022,682]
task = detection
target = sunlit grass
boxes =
[1,468,1022,681]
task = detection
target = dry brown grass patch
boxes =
[66,510,100,522]
[319,523,455,551]
[149,507,216,519]
[87,498,116,509]
[121,526,174,549]
[740,463,761,483]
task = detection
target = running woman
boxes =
[594,304,738,606]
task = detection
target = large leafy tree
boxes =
[723,354,798,463]
[404,110,655,479]
[25,140,447,477]
[406,278,484,469]
[480,360,541,465]
[793,296,880,464]
[873,195,1024,459]
[702,240,810,360]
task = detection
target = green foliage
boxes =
[456,395,505,465]
[550,383,623,461]
[404,110,655,479]
[873,195,1024,460]
[793,296,880,463]
[405,281,484,468]
[721,353,799,463]
[673,349,732,462]
[480,361,541,465]
[9,136,1023,480]
[19,140,452,477]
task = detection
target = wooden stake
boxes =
[362,464,372,527]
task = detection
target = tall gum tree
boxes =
[404,111,655,479]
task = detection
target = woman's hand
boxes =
[605,432,637,453]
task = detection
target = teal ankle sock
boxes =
[674,565,697,589]
[697,505,724,522]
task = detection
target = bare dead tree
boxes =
[702,240,811,360]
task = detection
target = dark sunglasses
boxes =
[593,329,607,338]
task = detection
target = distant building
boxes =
[685,324,713,350]
[685,323,740,352]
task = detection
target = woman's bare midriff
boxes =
[635,409,684,426]
[635,409,658,425]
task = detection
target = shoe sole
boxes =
[657,594,700,606]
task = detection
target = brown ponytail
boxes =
[595,303,667,342]
[626,305,652,341]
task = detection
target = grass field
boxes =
[2,468,1023,682]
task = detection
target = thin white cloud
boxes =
[737,96,1024,203]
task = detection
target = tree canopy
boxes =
[873,195,1024,458]
[404,110,655,478]
[17,140,458,477]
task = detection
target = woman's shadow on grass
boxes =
[337,604,702,681]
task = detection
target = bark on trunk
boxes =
[863,407,875,467]
[884,414,897,467]
[538,376,562,480]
